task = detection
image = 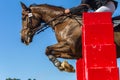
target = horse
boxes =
[20,2,120,72]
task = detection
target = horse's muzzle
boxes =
[21,37,31,45]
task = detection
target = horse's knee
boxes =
[45,46,52,55]
[46,46,56,55]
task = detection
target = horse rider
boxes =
[64,0,118,15]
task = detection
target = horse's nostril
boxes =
[21,38,24,43]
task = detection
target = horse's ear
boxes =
[20,2,28,10]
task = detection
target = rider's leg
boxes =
[95,1,116,14]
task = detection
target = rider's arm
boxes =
[65,0,90,14]
[69,4,90,14]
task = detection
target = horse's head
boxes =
[20,2,42,45]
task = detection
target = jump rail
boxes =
[76,12,119,80]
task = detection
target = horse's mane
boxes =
[29,3,65,10]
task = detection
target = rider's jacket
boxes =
[69,0,118,14]
[81,0,118,10]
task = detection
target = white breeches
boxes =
[95,1,116,14]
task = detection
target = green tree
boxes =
[6,78,12,80]
[28,78,32,80]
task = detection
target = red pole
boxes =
[76,12,119,80]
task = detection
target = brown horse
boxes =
[20,2,120,72]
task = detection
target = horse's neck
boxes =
[41,11,57,23]
[34,5,64,25]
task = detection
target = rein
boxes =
[28,12,82,35]
[35,13,69,34]
[36,13,82,35]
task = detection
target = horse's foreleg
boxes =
[47,44,81,59]
[47,54,75,72]
[47,55,65,71]
[46,41,80,59]
[46,42,67,50]
[45,42,69,55]
[45,42,76,72]
[46,44,73,58]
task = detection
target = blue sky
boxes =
[0,0,120,80]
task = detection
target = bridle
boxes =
[26,12,67,35]
[21,11,41,37]
[35,13,82,34]
[22,10,82,37]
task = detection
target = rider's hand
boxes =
[64,9,70,14]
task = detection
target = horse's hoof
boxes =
[58,66,64,71]
[60,60,75,73]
